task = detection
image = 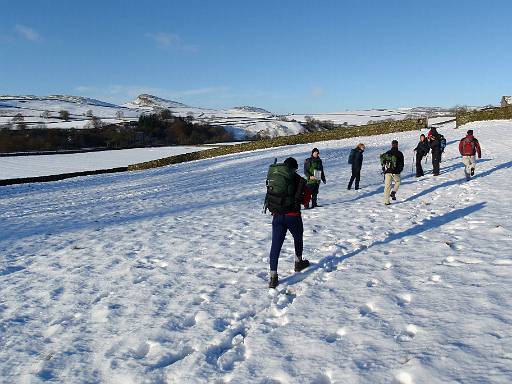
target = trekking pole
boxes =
[411,154,415,174]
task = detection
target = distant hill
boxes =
[0,93,465,140]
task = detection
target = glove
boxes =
[321,176,326,184]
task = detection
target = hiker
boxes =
[381,140,404,205]
[459,129,481,181]
[427,127,446,176]
[265,157,312,288]
[347,143,365,190]
[304,147,326,208]
[413,134,430,177]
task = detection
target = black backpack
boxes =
[264,162,297,214]
[440,135,447,152]
[348,148,356,164]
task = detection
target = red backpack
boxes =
[461,137,476,155]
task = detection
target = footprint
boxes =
[311,373,332,384]
[397,294,412,306]
[397,324,418,342]
[429,275,441,282]
[325,328,346,343]
[367,278,379,287]
[394,371,414,384]
[359,302,375,316]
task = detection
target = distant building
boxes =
[501,96,512,107]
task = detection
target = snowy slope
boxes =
[1,120,511,383]
[0,146,210,180]
[286,107,456,126]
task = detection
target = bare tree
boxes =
[115,110,124,119]
[59,110,70,121]
[91,116,103,129]
[12,113,27,130]
[40,110,50,119]
[86,109,94,118]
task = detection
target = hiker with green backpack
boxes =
[380,140,404,205]
[304,148,326,208]
[264,157,312,288]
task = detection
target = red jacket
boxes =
[459,135,481,158]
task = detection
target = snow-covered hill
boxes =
[1,119,511,383]
[0,93,460,140]
[0,94,304,139]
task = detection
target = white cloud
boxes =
[15,25,42,42]
[145,32,198,53]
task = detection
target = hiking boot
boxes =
[384,202,391,206]
[390,191,396,200]
[268,274,278,289]
[471,168,475,176]
[294,259,310,272]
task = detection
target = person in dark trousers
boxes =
[268,157,311,288]
[348,143,365,189]
[304,148,326,208]
[459,129,482,181]
[382,140,404,205]
[428,127,443,176]
[414,134,430,177]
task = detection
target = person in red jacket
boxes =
[459,129,482,181]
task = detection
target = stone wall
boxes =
[456,106,512,127]
[128,118,427,171]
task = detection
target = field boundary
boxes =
[1,118,427,186]
[0,167,127,186]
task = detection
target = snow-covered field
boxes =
[0,146,209,180]
[1,120,511,383]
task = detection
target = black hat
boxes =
[284,157,298,170]
[467,129,474,135]
[391,140,398,146]
[311,148,319,155]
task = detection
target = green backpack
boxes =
[264,163,296,214]
[380,153,397,172]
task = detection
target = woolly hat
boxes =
[311,147,320,155]
[467,129,474,135]
[391,140,398,146]
[284,157,298,170]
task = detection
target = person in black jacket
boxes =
[428,127,443,176]
[382,140,404,205]
[348,143,365,190]
[414,134,430,177]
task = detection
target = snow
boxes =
[0,146,209,179]
[1,120,511,383]
[0,94,457,139]
[0,94,304,138]
[286,108,455,126]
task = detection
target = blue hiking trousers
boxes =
[269,214,303,272]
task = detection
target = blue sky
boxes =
[1,0,511,113]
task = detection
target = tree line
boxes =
[0,109,235,153]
